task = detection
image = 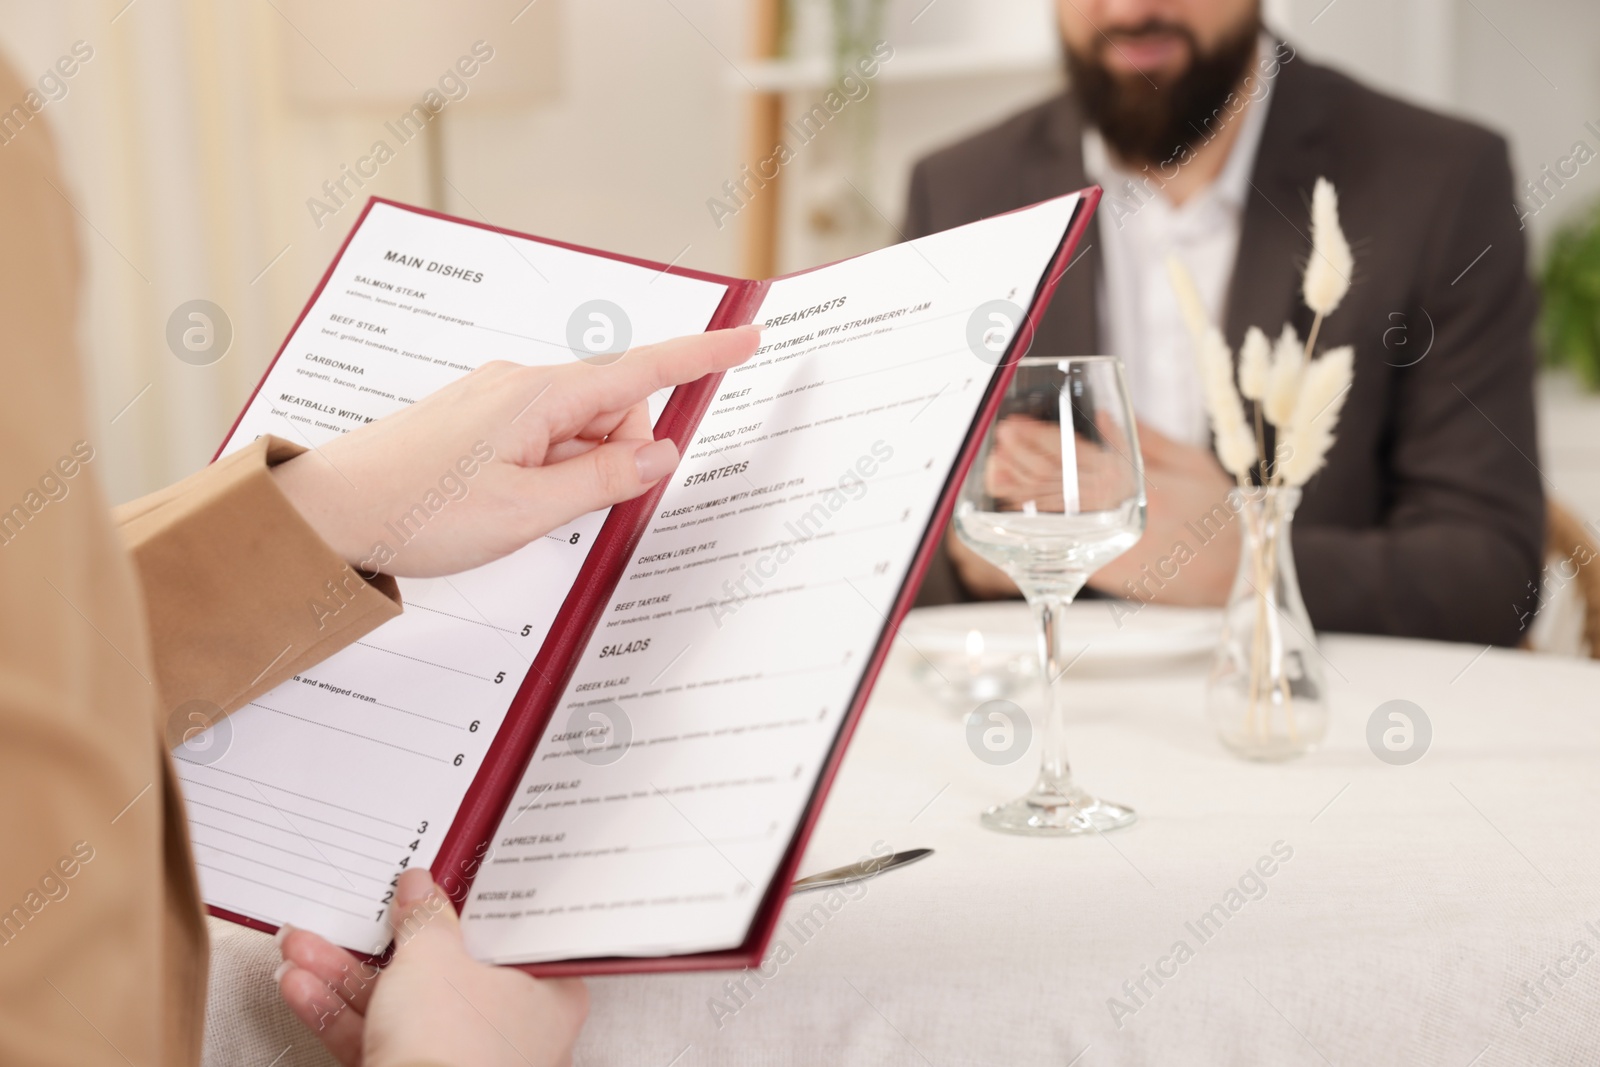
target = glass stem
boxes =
[1030,593,1075,798]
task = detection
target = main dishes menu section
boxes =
[181,203,728,953]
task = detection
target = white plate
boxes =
[898,599,1221,663]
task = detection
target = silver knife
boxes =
[789,848,933,894]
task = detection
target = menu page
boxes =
[178,202,729,953]
[460,194,1082,964]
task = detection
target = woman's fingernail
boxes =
[394,867,437,909]
[635,438,680,484]
[275,923,294,946]
[273,959,293,984]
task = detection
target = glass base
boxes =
[980,782,1136,837]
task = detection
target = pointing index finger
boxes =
[543,325,761,436]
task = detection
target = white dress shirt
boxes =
[1081,52,1274,447]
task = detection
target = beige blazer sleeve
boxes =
[0,58,205,1066]
[0,54,400,1066]
[113,435,401,742]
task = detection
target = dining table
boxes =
[203,601,1600,1066]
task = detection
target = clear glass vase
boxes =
[1206,486,1328,760]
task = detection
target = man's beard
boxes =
[1065,14,1261,166]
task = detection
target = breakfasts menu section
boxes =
[179,202,729,954]
[459,194,1081,964]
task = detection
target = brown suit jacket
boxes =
[0,63,401,1066]
[906,50,1545,647]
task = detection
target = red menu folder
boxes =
[203,186,1101,975]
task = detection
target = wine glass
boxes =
[954,356,1147,836]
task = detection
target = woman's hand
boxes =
[276,869,587,1067]
[270,326,760,577]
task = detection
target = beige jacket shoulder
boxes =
[0,63,398,1067]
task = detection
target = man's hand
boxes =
[270,326,760,577]
[1086,423,1240,606]
[985,415,1067,511]
[276,868,587,1067]
[947,415,1059,598]
[948,419,1241,606]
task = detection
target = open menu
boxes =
[182,188,1099,974]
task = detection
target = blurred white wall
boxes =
[0,0,1595,510]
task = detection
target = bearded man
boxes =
[906,0,1544,647]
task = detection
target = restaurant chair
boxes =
[1527,499,1600,659]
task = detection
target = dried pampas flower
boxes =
[1165,255,1210,347]
[1288,345,1354,430]
[1279,345,1354,486]
[1302,177,1353,318]
[1216,415,1259,483]
[1238,326,1271,401]
[1263,323,1303,428]
[1197,327,1257,481]
[1279,423,1334,488]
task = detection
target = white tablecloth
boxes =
[205,604,1600,1067]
